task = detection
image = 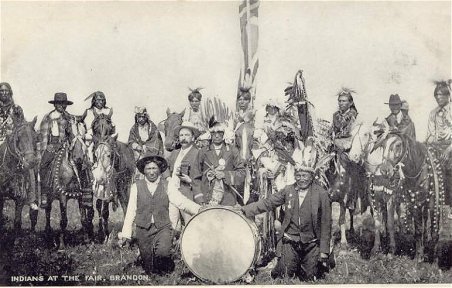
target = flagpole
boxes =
[245,0,253,108]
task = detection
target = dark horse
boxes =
[43,118,95,249]
[161,108,184,153]
[91,112,134,242]
[0,117,39,234]
[358,130,439,261]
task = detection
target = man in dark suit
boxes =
[241,146,332,281]
[165,121,204,228]
[198,119,245,206]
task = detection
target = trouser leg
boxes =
[136,225,174,275]
[271,240,300,279]
[299,242,321,281]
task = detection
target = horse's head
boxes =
[92,111,114,143]
[8,116,39,169]
[70,117,88,165]
[162,108,184,152]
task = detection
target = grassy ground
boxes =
[0,200,451,285]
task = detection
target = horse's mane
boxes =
[399,133,427,179]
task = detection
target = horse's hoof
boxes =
[371,247,381,256]
[339,243,348,251]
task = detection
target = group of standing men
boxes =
[1,80,451,281]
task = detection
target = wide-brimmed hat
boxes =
[174,121,201,139]
[384,94,402,105]
[49,93,73,105]
[136,154,168,174]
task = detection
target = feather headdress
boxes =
[337,87,356,97]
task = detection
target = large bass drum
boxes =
[180,207,261,284]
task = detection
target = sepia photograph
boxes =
[0,0,451,285]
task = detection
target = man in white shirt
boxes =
[118,154,201,275]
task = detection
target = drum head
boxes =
[180,208,257,284]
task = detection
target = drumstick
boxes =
[204,162,244,201]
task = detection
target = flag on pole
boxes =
[238,0,260,108]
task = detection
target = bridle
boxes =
[3,122,35,169]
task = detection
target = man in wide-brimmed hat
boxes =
[128,106,164,177]
[37,93,76,208]
[384,94,416,140]
[241,143,333,281]
[165,121,204,230]
[198,117,246,206]
[118,154,201,275]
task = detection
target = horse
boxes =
[0,117,39,234]
[349,123,439,261]
[161,108,184,153]
[42,117,95,249]
[91,113,135,242]
[325,123,370,252]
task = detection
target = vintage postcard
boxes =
[0,0,451,286]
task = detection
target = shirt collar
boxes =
[144,176,161,186]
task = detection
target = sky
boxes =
[1,0,451,142]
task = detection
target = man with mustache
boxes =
[165,121,204,230]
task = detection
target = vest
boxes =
[135,179,170,229]
[285,190,316,244]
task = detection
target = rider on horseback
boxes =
[329,88,365,211]
[384,94,416,140]
[426,80,452,218]
[82,91,116,163]
[37,93,75,208]
[0,82,25,143]
[0,82,37,209]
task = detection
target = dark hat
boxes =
[174,121,201,139]
[136,154,168,175]
[49,93,73,105]
[384,94,402,105]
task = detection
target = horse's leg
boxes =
[413,209,424,263]
[102,201,110,243]
[0,198,4,231]
[339,202,348,251]
[13,200,23,235]
[96,199,104,241]
[387,196,396,255]
[349,208,355,234]
[29,205,38,232]
[58,195,68,250]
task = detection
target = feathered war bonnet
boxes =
[291,137,318,174]
[188,87,203,101]
[208,115,227,133]
[433,79,452,97]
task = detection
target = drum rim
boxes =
[180,206,259,284]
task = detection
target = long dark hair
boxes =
[434,80,452,97]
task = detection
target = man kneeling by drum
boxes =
[118,154,201,275]
[241,146,333,281]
